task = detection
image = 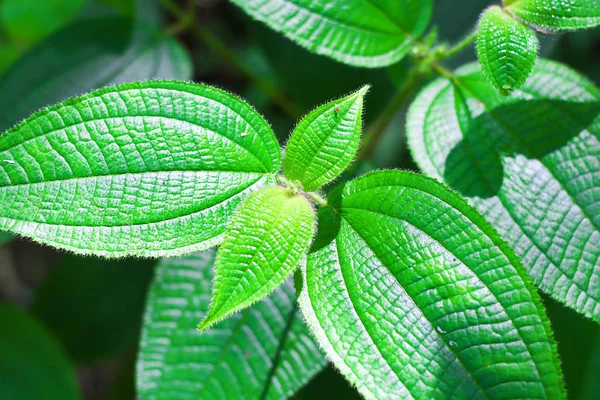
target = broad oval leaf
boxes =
[283,85,368,191]
[299,170,564,399]
[0,81,281,258]
[199,185,316,330]
[477,6,539,95]
[0,18,192,133]
[230,0,433,68]
[0,304,80,400]
[407,60,600,322]
[505,0,600,31]
[137,250,327,400]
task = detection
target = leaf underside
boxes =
[200,185,316,331]
[0,81,281,258]
[284,85,368,191]
[477,6,539,95]
[506,0,600,31]
[407,59,600,322]
[137,250,327,400]
[299,170,564,399]
[229,0,433,68]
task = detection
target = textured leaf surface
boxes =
[0,81,281,258]
[31,256,156,363]
[0,0,88,44]
[505,0,600,31]
[299,170,564,399]
[0,18,192,133]
[200,186,316,330]
[407,60,600,322]
[230,0,432,68]
[0,304,80,400]
[477,6,539,95]
[137,250,327,400]
[284,86,367,191]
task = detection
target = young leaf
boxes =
[283,86,368,191]
[407,60,600,322]
[199,186,316,331]
[0,304,80,400]
[505,0,600,31]
[0,18,192,133]
[477,6,539,95]
[229,0,433,68]
[0,81,281,258]
[137,250,327,400]
[299,171,565,399]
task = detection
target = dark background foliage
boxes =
[0,0,598,398]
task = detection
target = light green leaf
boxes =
[199,185,316,331]
[0,304,80,400]
[0,0,88,44]
[31,256,156,363]
[137,250,327,400]
[477,6,539,95]
[407,59,600,322]
[0,18,192,133]
[230,0,433,68]
[283,86,368,191]
[0,81,281,258]
[299,170,565,399]
[505,0,600,31]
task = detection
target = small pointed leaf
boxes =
[229,0,433,68]
[407,59,600,322]
[199,185,316,331]
[477,6,539,95]
[505,0,600,31]
[299,171,564,399]
[0,81,281,258]
[284,86,368,191]
[137,250,327,399]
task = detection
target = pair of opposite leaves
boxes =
[477,0,600,95]
[0,79,568,398]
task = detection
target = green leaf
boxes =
[477,6,539,95]
[0,0,88,44]
[31,256,156,363]
[406,59,600,322]
[230,0,433,68]
[505,0,600,32]
[299,170,565,399]
[137,250,327,399]
[0,231,14,246]
[0,81,281,258]
[199,185,316,330]
[283,86,368,191]
[0,304,80,400]
[0,18,192,133]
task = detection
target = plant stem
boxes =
[159,0,302,118]
[356,67,423,161]
[444,30,478,58]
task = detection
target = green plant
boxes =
[0,0,599,399]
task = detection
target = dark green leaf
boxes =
[407,59,600,322]
[505,0,600,32]
[0,18,192,133]
[0,231,13,246]
[0,304,80,400]
[31,256,156,363]
[0,81,281,258]
[477,6,539,95]
[284,86,368,191]
[299,170,565,399]
[199,185,316,330]
[137,250,327,399]
[231,0,433,68]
